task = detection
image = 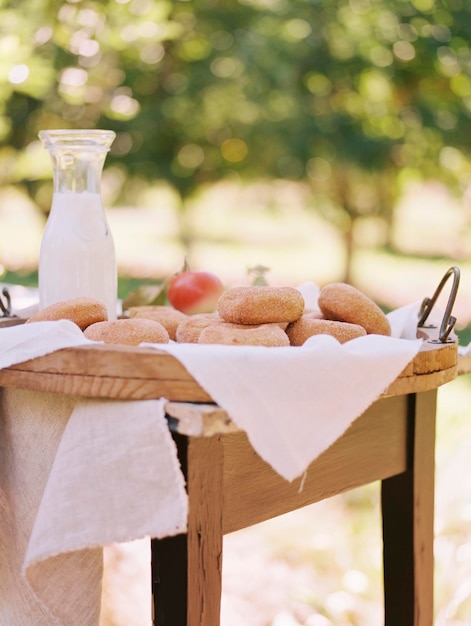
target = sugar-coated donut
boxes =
[127,305,187,341]
[84,318,169,345]
[27,297,108,330]
[198,322,290,347]
[217,286,304,325]
[318,283,391,336]
[287,315,366,346]
[175,313,221,344]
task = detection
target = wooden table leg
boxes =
[151,433,189,626]
[152,433,224,626]
[381,390,436,626]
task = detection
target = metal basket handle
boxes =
[418,266,460,343]
[0,287,12,317]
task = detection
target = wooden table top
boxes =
[0,324,459,403]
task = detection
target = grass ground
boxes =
[1,180,470,625]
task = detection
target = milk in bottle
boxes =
[38,130,117,319]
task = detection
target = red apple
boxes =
[167,269,224,314]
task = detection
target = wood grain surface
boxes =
[0,325,458,402]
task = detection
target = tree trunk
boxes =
[343,220,356,285]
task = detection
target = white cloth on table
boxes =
[0,321,187,626]
[152,331,422,482]
[147,297,425,482]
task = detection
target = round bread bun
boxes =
[175,312,221,344]
[27,297,108,330]
[84,318,169,345]
[287,315,366,346]
[198,322,290,347]
[127,305,187,341]
[318,283,391,336]
[217,286,304,325]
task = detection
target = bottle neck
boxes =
[39,129,115,195]
[49,149,107,194]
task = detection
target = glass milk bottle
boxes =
[38,129,117,319]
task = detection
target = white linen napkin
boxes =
[0,319,94,368]
[23,396,188,625]
[151,290,428,482]
[388,300,422,339]
[0,321,188,625]
[147,285,426,482]
[153,332,422,482]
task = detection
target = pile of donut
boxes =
[25,282,391,347]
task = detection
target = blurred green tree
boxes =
[1,0,471,281]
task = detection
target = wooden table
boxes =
[0,329,460,626]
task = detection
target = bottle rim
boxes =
[38,129,116,151]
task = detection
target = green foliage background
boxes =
[1,0,471,276]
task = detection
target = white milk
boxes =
[38,192,117,319]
